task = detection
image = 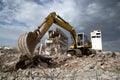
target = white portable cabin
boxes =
[90,30,102,51]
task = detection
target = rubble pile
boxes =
[0,48,120,80]
[39,28,68,55]
[0,46,19,55]
[0,47,19,72]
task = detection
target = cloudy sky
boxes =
[0,0,120,51]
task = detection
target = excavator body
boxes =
[18,12,94,59]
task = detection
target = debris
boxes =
[15,55,54,70]
[0,46,120,80]
[40,28,68,55]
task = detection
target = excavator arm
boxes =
[18,12,76,58]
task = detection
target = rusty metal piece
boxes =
[18,32,39,58]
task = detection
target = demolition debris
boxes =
[39,28,68,55]
[0,46,120,80]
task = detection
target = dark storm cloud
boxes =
[74,0,120,41]
[72,0,120,51]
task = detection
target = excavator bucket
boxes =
[18,32,39,58]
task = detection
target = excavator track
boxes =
[18,32,39,58]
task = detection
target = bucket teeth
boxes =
[18,32,39,58]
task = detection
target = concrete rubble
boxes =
[39,28,68,55]
[0,46,120,80]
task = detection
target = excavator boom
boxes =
[18,12,76,58]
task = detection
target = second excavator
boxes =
[18,12,93,58]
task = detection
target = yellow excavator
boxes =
[18,12,93,58]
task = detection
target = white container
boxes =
[90,30,102,51]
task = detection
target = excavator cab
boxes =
[77,33,91,48]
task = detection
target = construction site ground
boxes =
[0,47,120,80]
